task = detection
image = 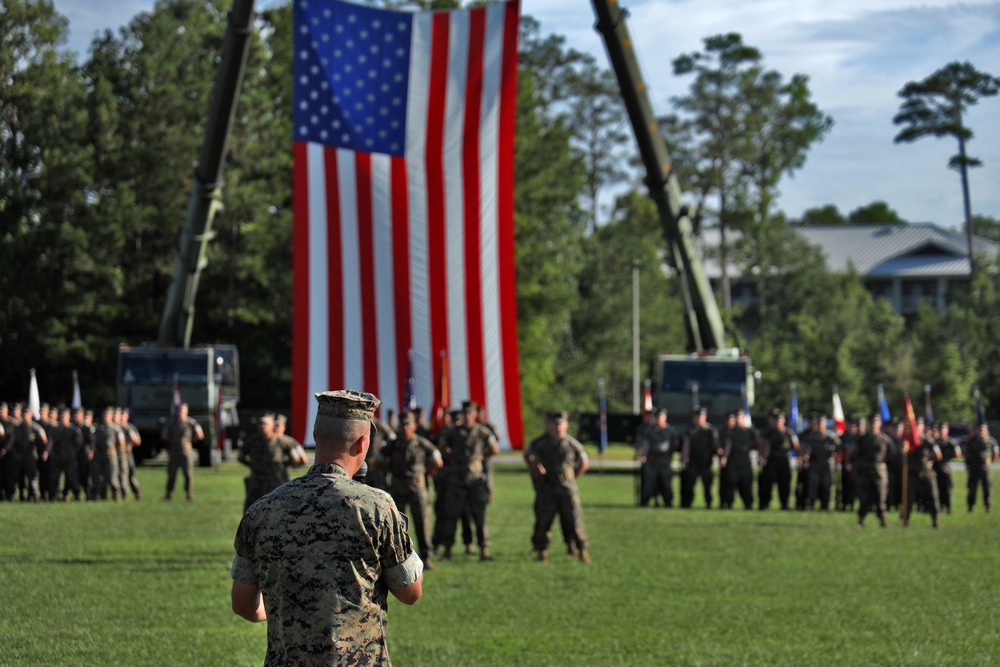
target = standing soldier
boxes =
[638,409,676,508]
[680,408,720,509]
[903,418,942,528]
[91,408,122,501]
[721,409,757,510]
[75,409,94,497]
[239,414,307,513]
[885,419,904,512]
[854,415,891,528]
[0,402,9,501]
[525,410,590,563]
[438,400,498,561]
[49,408,83,502]
[378,412,442,569]
[120,408,143,500]
[932,422,960,514]
[3,405,48,502]
[964,421,998,513]
[161,403,204,501]
[802,413,841,511]
[838,416,860,511]
[756,409,798,510]
[274,414,307,483]
[37,404,54,500]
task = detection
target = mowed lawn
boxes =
[0,453,996,667]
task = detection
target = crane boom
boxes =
[158,0,257,348]
[589,0,727,353]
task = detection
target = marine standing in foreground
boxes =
[525,410,591,563]
[231,390,423,666]
[964,421,998,513]
[854,415,891,528]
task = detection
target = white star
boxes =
[368,70,377,79]
[396,48,405,57]
[373,20,381,29]
[321,105,329,114]
[348,14,356,23]
[299,25,308,35]
[311,115,319,125]
[299,101,309,110]
[346,39,354,49]
[323,8,331,18]
[321,33,330,43]
[310,90,319,100]
[392,97,401,106]
[299,124,308,135]
[299,75,309,85]
[342,133,351,142]
[334,49,342,58]
[360,30,368,39]
[366,138,374,147]
[359,55,367,64]
[332,120,341,129]
[321,130,329,140]
[311,65,319,75]
[391,143,400,152]
[398,21,407,31]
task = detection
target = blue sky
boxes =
[53,0,1000,228]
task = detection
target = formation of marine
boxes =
[634,406,999,527]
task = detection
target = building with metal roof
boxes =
[699,223,997,317]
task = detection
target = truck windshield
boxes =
[121,353,209,386]
[660,360,747,394]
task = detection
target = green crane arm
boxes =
[158,0,257,348]
[589,0,728,353]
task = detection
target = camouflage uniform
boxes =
[163,415,202,500]
[905,436,941,526]
[120,420,142,499]
[854,428,891,526]
[380,432,440,561]
[933,434,959,513]
[802,428,841,510]
[526,430,589,555]
[722,423,757,510]
[49,421,83,501]
[640,423,676,507]
[4,418,48,501]
[964,432,998,512]
[439,420,497,552]
[90,421,121,501]
[757,424,798,510]
[232,462,422,666]
[680,422,719,509]
[239,431,297,512]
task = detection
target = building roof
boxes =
[698,222,997,281]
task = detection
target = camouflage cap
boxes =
[275,414,287,426]
[462,399,478,413]
[400,412,416,425]
[314,390,381,421]
[546,410,568,423]
[769,409,784,419]
[259,412,275,424]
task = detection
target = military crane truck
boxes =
[116,0,255,463]
[578,0,754,443]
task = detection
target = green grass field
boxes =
[0,456,996,666]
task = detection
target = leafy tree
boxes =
[847,201,905,225]
[671,33,762,311]
[893,61,1000,274]
[733,68,832,315]
[793,204,845,225]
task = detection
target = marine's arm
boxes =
[231,579,266,622]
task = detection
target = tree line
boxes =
[2,0,998,436]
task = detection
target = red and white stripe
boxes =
[292,0,523,449]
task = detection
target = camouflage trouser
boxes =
[390,483,432,558]
[906,470,939,521]
[116,449,132,499]
[808,466,834,510]
[166,450,195,497]
[243,472,285,513]
[49,455,80,500]
[532,479,587,552]
[967,466,992,510]
[440,476,490,548]
[758,456,792,510]
[680,466,713,508]
[935,468,953,511]
[90,454,119,500]
[856,465,888,524]
[641,457,673,507]
[726,466,754,509]
[3,455,40,501]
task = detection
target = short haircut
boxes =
[313,416,369,453]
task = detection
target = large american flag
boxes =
[291,0,524,449]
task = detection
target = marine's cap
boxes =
[546,410,568,423]
[655,408,668,419]
[0,401,7,410]
[462,400,479,413]
[400,412,416,425]
[314,390,381,421]
[692,407,707,416]
[275,414,287,426]
[259,412,275,424]
[449,408,463,419]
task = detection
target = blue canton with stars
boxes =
[294,0,412,156]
